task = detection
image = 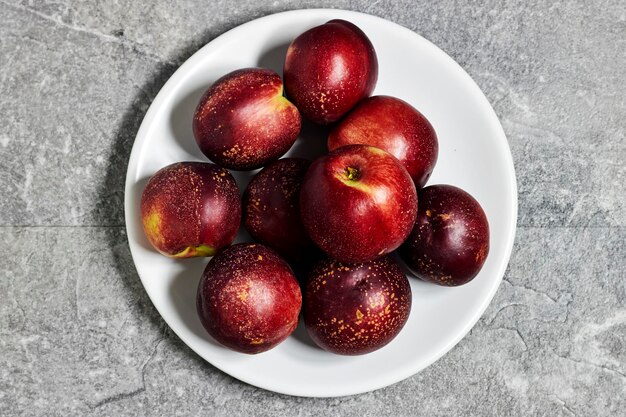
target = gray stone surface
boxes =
[0,0,624,416]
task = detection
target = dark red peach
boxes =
[193,68,301,170]
[399,185,490,286]
[328,95,438,188]
[196,243,302,354]
[140,162,240,258]
[284,20,378,124]
[242,158,315,262]
[300,145,417,263]
[304,256,411,355]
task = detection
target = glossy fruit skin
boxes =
[284,19,378,124]
[193,68,301,170]
[328,95,438,188]
[300,144,417,263]
[196,243,302,354]
[242,158,314,262]
[140,162,240,258]
[399,185,490,286]
[304,256,411,355]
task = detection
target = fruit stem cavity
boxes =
[345,166,360,181]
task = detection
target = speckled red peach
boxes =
[140,162,240,258]
[300,145,417,263]
[242,158,315,262]
[304,256,411,355]
[399,185,490,286]
[284,19,378,124]
[196,243,302,354]
[193,68,301,170]
[328,95,438,188]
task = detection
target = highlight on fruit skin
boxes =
[299,144,417,263]
[284,19,378,124]
[303,255,412,355]
[140,161,241,258]
[399,184,490,286]
[196,243,302,354]
[192,67,301,170]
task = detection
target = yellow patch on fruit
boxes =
[143,210,162,238]
[237,289,249,302]
[356,309,364,320]
[250,338,264,345]
[271,85,293,110]
[172,245,216,258]
[364,145,387,157]
[273,94,294,110]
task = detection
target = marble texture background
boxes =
[0,0,624,416]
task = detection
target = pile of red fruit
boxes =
[140,20,490,356]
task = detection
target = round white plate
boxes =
[124,9,517,397]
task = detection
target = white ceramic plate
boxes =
[124,9,517,397]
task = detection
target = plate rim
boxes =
[124,8,518,397]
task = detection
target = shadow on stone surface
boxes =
[96,59,179,345]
